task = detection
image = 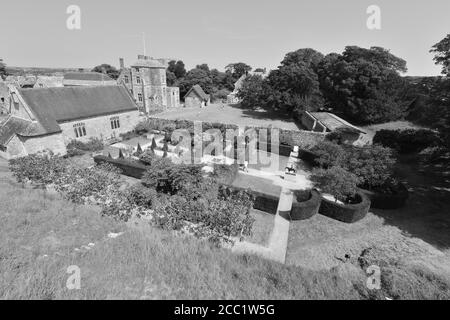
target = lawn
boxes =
[154,103,302,131]
[245,209,274,246]
[231,173,281,197]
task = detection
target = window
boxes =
[124,75,129,84]
[73,122,87,138]
[110,116,120,129]
[137,93,143,102]
[136,76,141,84]
[135,68,140,72]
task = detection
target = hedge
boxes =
[93,155,147,179]
[290,189,321,220]
[221,185,279,215]
[359,182,408,210]
[319,191,371,223]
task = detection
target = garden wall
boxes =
[142,117,325,149]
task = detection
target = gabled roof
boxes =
[0,116,48,146]
[64,72,114,82]
[308,112,366,134]
[18,85,138,134]
[184,84,210,101]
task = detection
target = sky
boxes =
[1,0,449,76]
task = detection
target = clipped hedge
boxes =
[220,185,279,215]
[360,182,408,209]
[93,155,147,179]
[319,191,371,223]
[290,189,321,220]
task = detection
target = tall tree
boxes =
[225,62,252,80]
[430,34,450,76]
[168,60,187,79]
[91,64,120,79]
[318,46,408,124]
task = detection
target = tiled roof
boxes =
[64,72,114,82]
[184,84,210,101]
[18,86,138,134]
[309,112,365,134]
[0,116,48,146]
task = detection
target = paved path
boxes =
[232,188,293,263]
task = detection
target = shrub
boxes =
[373,129,442,154]
[9,152,67,186]
[154,188,254,245]
[55,163,122,205]
[66,137,104,153]
[310,166,359,203]
[210,163,239,185]
[125,184,158,209]
[310,140,346,168]
[344,144,396,189]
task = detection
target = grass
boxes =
[154,103,301,131]
[1,158,450,299]
[231,173,281,197]
[245,209,274,246]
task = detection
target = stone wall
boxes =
[0,135,27,159]
[22,133,67,156]
[144,117,326,149]
[59,110,141,144]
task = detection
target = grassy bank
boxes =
[1,159,449,299]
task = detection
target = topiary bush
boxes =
[210,163,239,185]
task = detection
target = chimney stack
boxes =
[119,58,124,69]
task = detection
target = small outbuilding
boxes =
[184,85,210,108]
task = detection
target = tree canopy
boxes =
[431,34,450,76]
[91,64,120,80]
[0,59,7,79]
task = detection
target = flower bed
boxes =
[359,182,408,209]
[290,189,321,220]
[318,191,371,223]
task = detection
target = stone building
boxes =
[118,55,180,113]
[63,72,117,87]
[0,85,141,159]
[184,85,210,108]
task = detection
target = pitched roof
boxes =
[184,84,209,101]
[308,112,366,134]
[18,85,138,134]
[64,72,114,82]
[0,116,48,146]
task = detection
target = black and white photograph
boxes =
[0,0,449,307]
